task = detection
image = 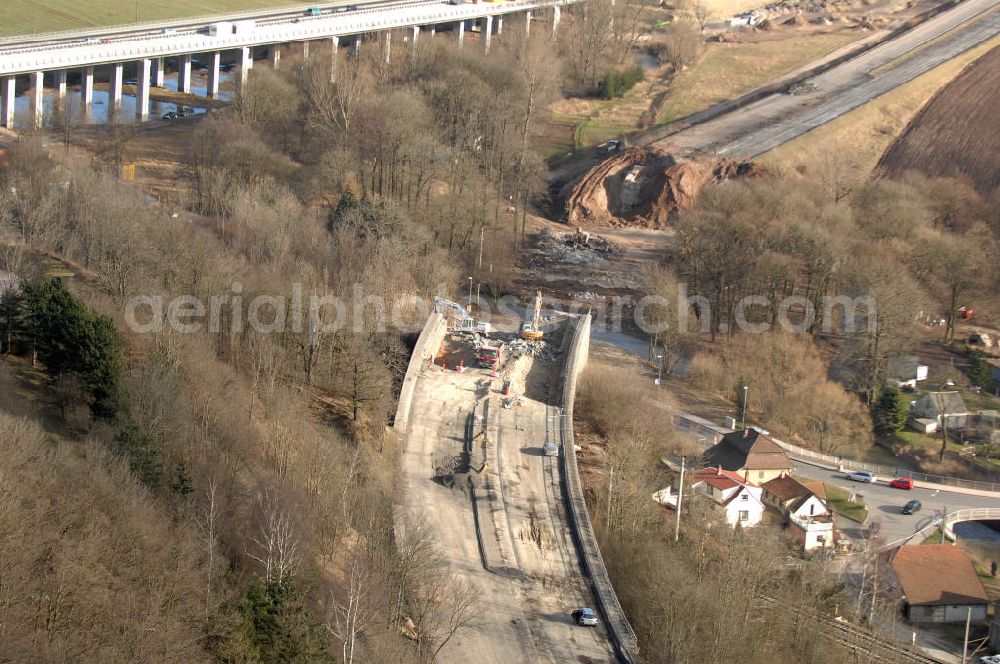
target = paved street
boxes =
[660,0,1000,157]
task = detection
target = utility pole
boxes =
[674,457,685,542]
[941,506,948,543]
[961,606,971,664]
[467,276,473,312]
[476,227,484,307]
[741,385,749,429]
[656,353,663,388]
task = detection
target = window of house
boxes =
[741,493,748,500]
[758,472,765,480]
[739,510,749,522]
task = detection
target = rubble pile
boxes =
[565,147,767,229]
[462,332,560,363]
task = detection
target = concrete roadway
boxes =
[661,0,1000,158]
[399,355,614,664]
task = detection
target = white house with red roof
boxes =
[689,466,765,528]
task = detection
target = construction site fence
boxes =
[559,314,639,663]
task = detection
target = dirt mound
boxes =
[565,147,766,228]
[878,44,1000,195]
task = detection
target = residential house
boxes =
[909,391,969,432]
[886,355,929,390]
[689,466,765,528]
[702,428,793,485]
[761,474,834,551]
[891,545,989,624]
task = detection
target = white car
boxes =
[846,470,877,483]
[980,655,1000,664]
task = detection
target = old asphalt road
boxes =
[399,350,615,663]
[661,0,1000,158]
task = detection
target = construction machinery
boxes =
[477,343,503,370]
[433,297,491,334]
[520,291,544,341]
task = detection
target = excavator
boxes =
[520,291,544,341]
[433,297,491,334]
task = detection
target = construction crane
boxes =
[520,291,544,341]
[433,297,491,334]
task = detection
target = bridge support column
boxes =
[239,46,253,85]
[552,5,560,33]
[428,25,435,37]
[153,57,165,87]
[525,10,532,36]
[136,58,151,120]
[455,20,465,47]
[329,36,339,82]
[381,31,391,64]
[109,63,123,117]
[54,71,67,100]
[1,77,14,129]
[178,54,192,94]
[82,66,93,113]
[269,45,281,69]
[207,51,221,97]
[483,16,493,53]
[410,25,419,44]
[349,36,361,59]
[302,41,310,59]
[30,71,44,128]
[496,15,503,35]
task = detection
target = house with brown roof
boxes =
[702,428,793,485]
[688,466,765,528]
[761,474,834,551]
[891,545,989,624]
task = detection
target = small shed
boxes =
[892,545,989,624]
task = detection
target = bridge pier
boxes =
[2,77,15,129]
[239,46,252,84]
[410,25,419,45]
[152,57,165,87]
[428,25,435,38]
[553,5,561,33]
[177,54,192,94]
[349,36,361,59]
[136,58,151,119]
[109,63,123,117]
[30,71,43,128]
[206,51,221,97]
[524,11,532,36]
[382,31,392,64]
[81,66,93,113]
[269,45,281,69]
[54,71,67,100]
[482,15,493,53]
[329,36,339,82]
[455,20,465,47]
[495,15,503,35]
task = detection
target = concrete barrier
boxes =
[559,314,639,663]
[393,312,446,436]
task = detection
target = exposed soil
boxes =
[563,146,766,229]
[877,44,1000,195]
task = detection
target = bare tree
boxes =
[326,553,374,664]
[248,486,300,583]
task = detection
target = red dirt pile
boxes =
[565,147,766,228]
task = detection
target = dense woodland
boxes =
[0,0,997,661]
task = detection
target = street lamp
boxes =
[467,276,473,312]
[655,354,663,388]
[741,385,749,429]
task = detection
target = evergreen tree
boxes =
[872,383,909,434]
[968,350,992,389]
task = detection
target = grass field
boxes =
[655,31,862,125]
[762,32,1000,177]
[825,483,869,523]
[0,0,311,37]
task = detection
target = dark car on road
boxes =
[902,499,922,515]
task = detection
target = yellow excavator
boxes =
[520,291,544,341]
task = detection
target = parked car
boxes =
[846,470,877,483]
[572,608,598,626]
[902,499,922,515]
[889,477,914,490]
[543,440,558,457]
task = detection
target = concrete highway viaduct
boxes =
[0,0,572,128]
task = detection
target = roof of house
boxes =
[692,466,755,492]
[891,545,988,606]
[916,391,968,416]
[887,355,923,380]
[703,429,792,473]
[761,475,810,501]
